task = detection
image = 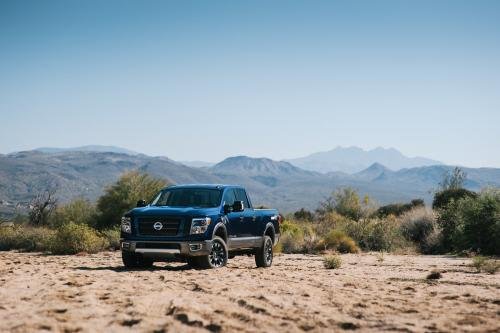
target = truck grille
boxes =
[137,217,182,236]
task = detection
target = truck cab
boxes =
[120,184,281,269]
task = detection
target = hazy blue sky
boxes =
[1,0,499,167]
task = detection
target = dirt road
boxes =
[0,252,498,332]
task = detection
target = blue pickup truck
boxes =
[120,184,281,269]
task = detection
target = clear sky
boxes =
[1,0,499,167]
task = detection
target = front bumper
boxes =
[120,239,212,257]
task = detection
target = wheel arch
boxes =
[263,223,275,244]
[212,222,228,243]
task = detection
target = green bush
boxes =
[437,189,500,255]
[0,226,55,252]
[375,199,425,218]
[323,255,342,269]
[317,188,375,221]
[101,227,121,250]
[96,171,167,229]
[280,219,303,236]
[432,188,477,210]
[50,198,98,228]
[319,230,359,253]
[280,222,322,254]
[340,216,408,252]
[49,222,108,255]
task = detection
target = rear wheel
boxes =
[255,236,273,268]
[122,251,153,268]
[196,236,228,269]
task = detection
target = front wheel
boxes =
[255,235,273,268]
[195,236,228,269]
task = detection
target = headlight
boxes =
[190,217,211,235]
[121,217,132,234]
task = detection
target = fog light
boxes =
[189,244,202,252]
[121,242,131,250]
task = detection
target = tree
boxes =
[29,188,57,226]
[317,188,364,221]
[96,171,168,229]
[50,198,97,228]
[432,188,477,210]
[437,189,500,255]
[439,167,466,191]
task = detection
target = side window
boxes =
[222,189,236,206]
[235,188,250,209]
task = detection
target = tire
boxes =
[196,236,228,269]
[122,251,153,268]
[187,256,201,268]
[255,235,273,268]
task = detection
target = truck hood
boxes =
[127,206,221,217]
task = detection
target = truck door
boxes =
[222,188,245,240]
[234,188,258,240]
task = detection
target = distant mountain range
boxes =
[34,145,139,156]
[1,146,499,216]
[285,146,443,173]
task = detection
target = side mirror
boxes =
[223,204,233,214]
[136,199,147,207]
[232,201,245,212]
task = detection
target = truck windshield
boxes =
[151,188,222,208]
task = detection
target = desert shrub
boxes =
[280,219,303,236]
[319,230,359,253]
[49,222,108,255]
[317,188,368,221]
[0,226,55,252]
[437,189,500,255]
[400,207,436,245]
[432,188,477,210]
[470,256,499,274]
[96,171,167,229]
[50,198,98,228]
[426,270,442,279]
[101,227,121,250]
[280,233,304,253]
[420,228,444,254]
[340,216,407,252]
[376,199,425,218]
[482,260,500,274]
[323,255,342,269]
[301,225,321,253]
[279,220,321,253]
[293,208,314,221]
[314,212,353,236]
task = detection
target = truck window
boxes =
[151,188,222,208]
[235,188,250,209]
[222,189,236,206]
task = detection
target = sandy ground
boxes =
[0,251,499,333]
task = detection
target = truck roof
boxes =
[163,184,244,190]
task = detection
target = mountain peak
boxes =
[211,155,309,177]
[354,162,392,181]
[286,146,442,174]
